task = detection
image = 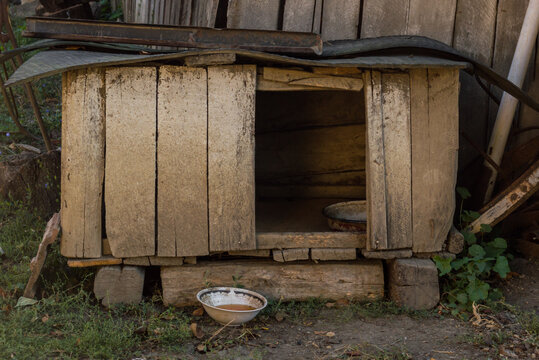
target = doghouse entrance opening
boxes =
[255,90,366,233]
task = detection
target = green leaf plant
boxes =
[433,188,511,319]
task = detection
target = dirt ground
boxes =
[144,257,538,360]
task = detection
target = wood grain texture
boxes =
[161,260,384,306]
[411,69,459,253]
[311,248,357,261]
[283,0,319,32]
[272,248,309,262]
[381,72,412,250]
[192,0,220,27]
[94,266,145,306]
[61,69,105,258]
[67,257,123,267]
[257,232,366,249]
[262,67,364,91]
[157,66,208,257]
[227,0,280,30]
[364,70,388,250]
[406,0,457,45]
[208,65,256,252]
[105,67,156,258]
[321,0,361,40]
[361,0,409,38]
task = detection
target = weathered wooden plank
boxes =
[105,67,156,257]
[157,66,208,257]
[61,68,105,258]
[282,0,318,33]
[406,0,457,45]
[191,0,220,27]
[183,53,236,67]
[361,0,408,38]
[411,69,459,253]
[208,65,256,252]
[453,0,497,168]
[469,160,539,234]
[262,67,364,91]
[161,260,384,306]
[382,72,412,249]
[272,248,309,262]
[364,70,388,250]
[361,249,412,259]
[228,250,271,257]
[257,78,343,92]
[257,232,366,249]
[226,0,280,30]
[311,248,357,261]
[321,0,361,40]
[67,256,123,267]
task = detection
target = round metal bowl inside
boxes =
[196,287,267,326]
[323,200,367,232]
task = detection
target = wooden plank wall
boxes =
[224,0,537,169]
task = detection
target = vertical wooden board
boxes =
[364,71,388,250]
[283,0,317,33]
[518,39,539,145]
[361,0,408,38]
[227,0,280,30]
[208,65,256,252]
[105,67,156,258]
[192,0,220,27]
[452,0,497,168]
[321,0,361,40]
[411,69,459,253]
[61,69,105,258]
[406,0,456,45]
[381,73,412,249]
[157,66,209,257]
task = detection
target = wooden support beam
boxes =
[469,160,539,233]
[272,249,309,262]
[261,67,364,91]
[67,256,122,267]
[256,232,366,249]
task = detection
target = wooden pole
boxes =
[483,0,539,203]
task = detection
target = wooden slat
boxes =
[105,67,156,257]
[361,0,409,38]
[67,256,123,268]
[321,0,362,40]
[208,65,256,252]
[411,69,459,252]
[157,66,208,257]
[257,232,366,249]
[191,0,220,27]
[406,0,457,45]
[60,69,105,258]
[364,70,388,250]
[262,67,364,91]
[282,0,318,33]
[381,72,412,249]
[453,0,497,168]
[226,0,280,30]
[162,260,384,306]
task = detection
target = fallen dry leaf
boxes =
[192,307,204,316]
[41,314,49,323]
[196,343,206,353]
[275,311,286,322]
[190,323,204,339]
[326,331,335,337]
[336,298,350,307]
[314,331,326,335]
[325,302,336,308]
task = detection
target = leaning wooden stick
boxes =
[23,212,61,298]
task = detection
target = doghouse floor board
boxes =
[161,260,384,306]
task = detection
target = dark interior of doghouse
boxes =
[255,89,366,233]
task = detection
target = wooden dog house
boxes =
[57,51,462,305]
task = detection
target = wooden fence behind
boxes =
[121,0,538,170]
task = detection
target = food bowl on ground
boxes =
[196,287,267,326]
[323,200,367,232]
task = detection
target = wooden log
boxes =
[262,68,364,91]
[93,266,145,307]
[183,53,236,67]
[361,249,412,259]
[257,232,366,250]
[161,260,384,306]
[446,226,465,254]
[157,66,208,257]
[226,0,280,30]
[61,69,105,258]
[387,258,439,310]
[321,0,361,41]
[381,72,412,250]
[364,70,388,250]
[411,69,459,253]
[207,65,256,252]
[272,249,309,262]
[67,257,123,267]
[311,248,357,261]
[469,160,539,234]
[23,213,61,298]
[105,67,156,257]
